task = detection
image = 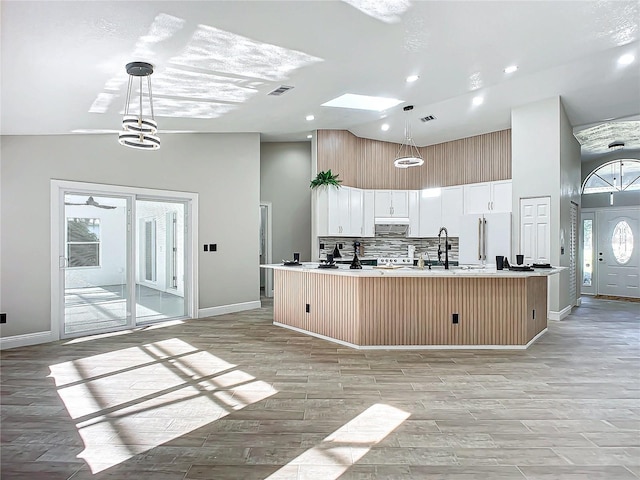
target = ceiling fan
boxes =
[64,196,117,209]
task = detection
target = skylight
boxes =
[321,94,403,112]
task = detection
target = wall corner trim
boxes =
[549,304,573,321]
[198,301,261,318]
[0,330,58,350]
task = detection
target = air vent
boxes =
[268,85,295,96]
[420,115,436,122]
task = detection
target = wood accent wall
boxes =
[274,269,362,344]
[316,129,511,190]
[316,129,360,187]
[273,269,547,347]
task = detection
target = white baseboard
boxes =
[576,297,582,307]
[274,323,548,350]
[549,304,573,321]
[0,330,58,350]
[198,300,261,318]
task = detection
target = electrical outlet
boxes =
[452,313,459,324]
[338,243,343,249]
[0,313,6,324]
[210,244,217,252]
[532,309,536,320]
[305,304,310,313]
[319,243,325,250]
[203,244,208,252]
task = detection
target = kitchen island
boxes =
[262,264,563,349]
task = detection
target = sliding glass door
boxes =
[135,199,187,322]
[55,182,195,339]
[63,193,130,336]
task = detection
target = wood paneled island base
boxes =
[270,266,555,349]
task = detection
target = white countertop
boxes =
[262,263,564,278]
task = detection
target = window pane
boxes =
[68,218,100,242]
[612,220,633,264]
[621,161,640,190]
[583,219,592,286]
[68,243,99,267]
[583,160,640,194]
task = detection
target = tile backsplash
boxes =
[319,233,459,262]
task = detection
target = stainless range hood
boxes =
[374,216,410,234]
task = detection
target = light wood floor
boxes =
[1,296,638,480]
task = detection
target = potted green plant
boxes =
[310,169,342,189]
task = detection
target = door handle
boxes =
[483,218,487,260]
[59,256,69,269]
[478,217,482,260]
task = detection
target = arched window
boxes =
[582,159,640,194]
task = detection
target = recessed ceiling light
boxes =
[406,75,419,83]
[618,53,635,65]
[306,114,315,121]
[307,134,312,139]
[504,65,518,74]
[321,94,403,111]
[472,96,484,106]
[381,123,390,131]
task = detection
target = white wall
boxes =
[260,142,312,263]
[1,133,260,338]
[559,101,582,308]
[511,96,581,314]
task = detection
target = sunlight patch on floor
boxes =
[266,403,410,479]
[49,338,277,473]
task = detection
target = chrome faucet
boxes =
[438,226,449,270]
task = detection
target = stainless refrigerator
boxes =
[459,212,511,266]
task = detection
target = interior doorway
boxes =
[259,202,273,298]
[52,181,198,339]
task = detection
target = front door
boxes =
[597,208,640,298]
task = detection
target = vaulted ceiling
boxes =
[1,1,638,157]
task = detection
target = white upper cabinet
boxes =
[418,190,442,237]
[490,180,512,212]
[327,186,363,236]
[348,187,364,235]
[463,180,512,214]
[374,190,409,217]
[417,186,463,237]
[407,190,420,238]
[362,190,375,237]
[441,186,464,236]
